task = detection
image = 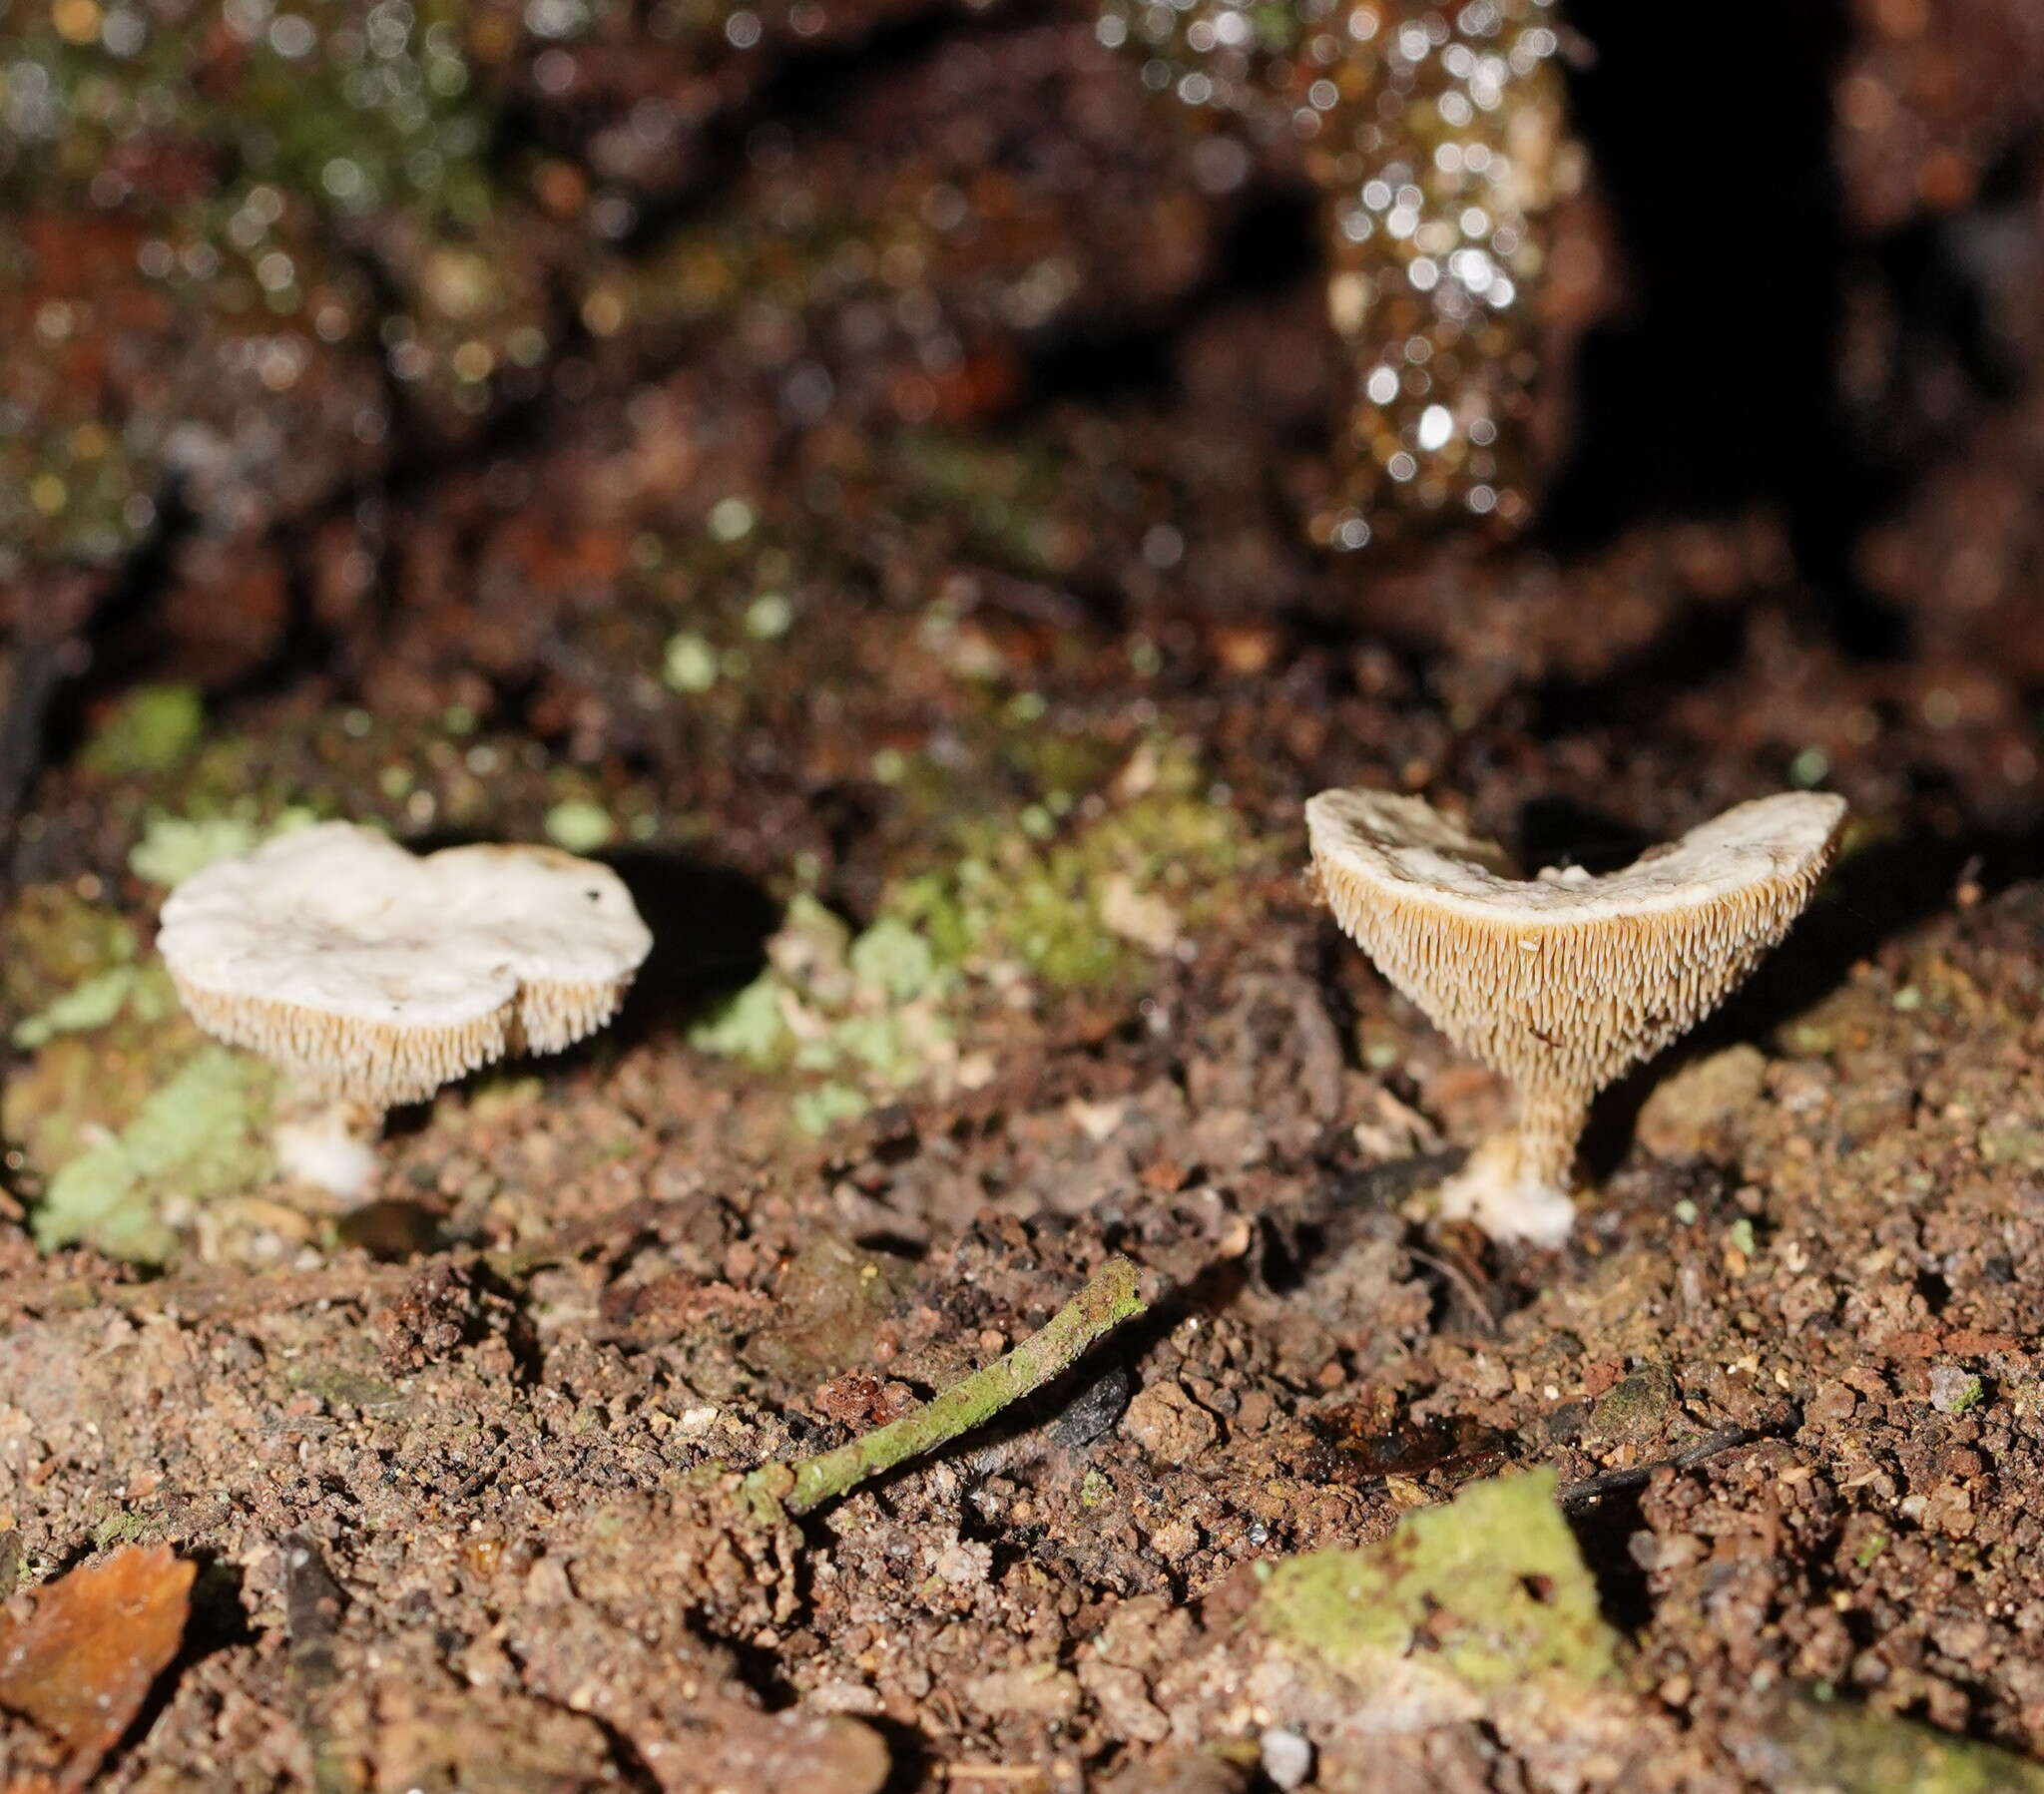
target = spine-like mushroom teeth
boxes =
[1306,788,1847,1244]
[157,822,654,1200]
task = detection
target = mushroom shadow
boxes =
[390,831,781,1074]
[598,845,782,1051]
[1543,0,1906,656]
[1514,795,1658,877]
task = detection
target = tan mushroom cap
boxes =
[1306,788,1846,1241]
[159,821,654,1108]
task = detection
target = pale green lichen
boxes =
[1258,1468,1622,1696]
[4,902,274,1261]
[2,887,141,1021]
[687,976,787,1067]
[34,1046,276,1262]
[11,961,179,1051]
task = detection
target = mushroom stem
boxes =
[271,1085,383,1204]
[1438,1081,1590,1247]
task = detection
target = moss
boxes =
[1258,1468,1622,1697]
[688,978,788,1068]
[691,735,1262,1136]
[846,917,940,1005]
[90,1510,151,1554]
[81,685,206,778]
[3,963,197,1168]
[896,736,1263,990]
[791,1083,871,1137]
[690,894,959,1133]
[13,964,155,1050]
[33,1045,277,1262]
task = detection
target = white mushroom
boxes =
[1305,788,1846,1244]
[158,821,653,1198]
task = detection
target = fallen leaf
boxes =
[0,1545,196,1790]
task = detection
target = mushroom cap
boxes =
[158,821,654,1107]
[1305,789,1846,1097]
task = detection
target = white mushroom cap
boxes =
[1306,788,1846,1242]
[158,821,654,1108]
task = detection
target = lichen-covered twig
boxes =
[749,1256,1148,1517]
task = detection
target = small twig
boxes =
[749,1257,1149,1517]
[1556,1425,1754,1508]
[281,1534,351,1794]
[1405,1245,1499,1335]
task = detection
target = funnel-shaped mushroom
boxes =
[158,821,653,1197]
[1306,789,1846,1244]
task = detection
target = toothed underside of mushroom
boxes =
[158,821,654,1108]
[173,976,635,1108]
[1306,788,1847,1241]
[1307,790,1844,1100]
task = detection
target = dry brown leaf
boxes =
[0,1544,196,1791]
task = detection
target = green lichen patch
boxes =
[4,910,277,1263]
[1257,1469,1623,1698]
[1760,1693,2044,1793]
[11,959,178,1052]
[32,1045,277,1263]
[4,964,199,1172]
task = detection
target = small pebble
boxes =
[1260,1726,1313,1791]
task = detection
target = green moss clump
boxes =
[690,735,1263,1136]
[2,885,140,1026]
[4,899,277,1262]
[1258,1469,1622,1696]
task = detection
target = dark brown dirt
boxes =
[5,0,2044,1789]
